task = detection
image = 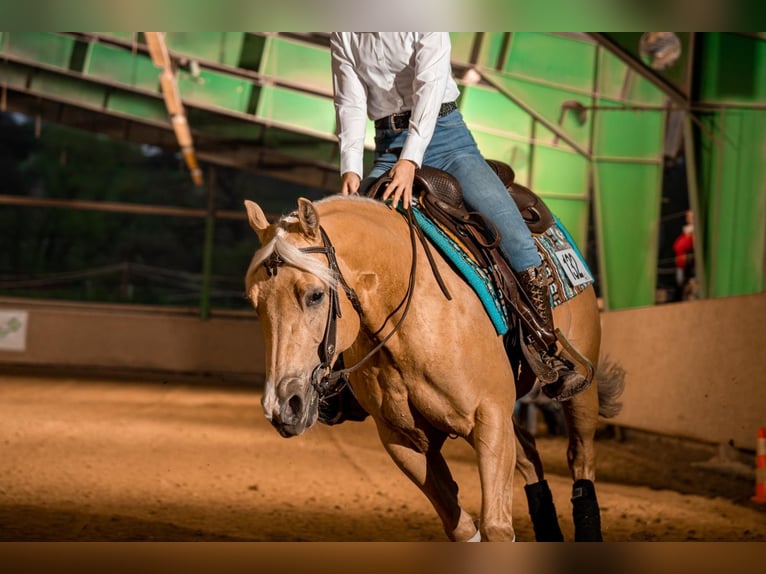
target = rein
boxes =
[299,209,422,399]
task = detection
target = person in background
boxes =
[673,210,695,301]
[330,32,588,401]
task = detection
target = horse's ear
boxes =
[297,197,320,238]
[244,200,270,242]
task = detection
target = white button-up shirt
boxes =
[330,32,461,178]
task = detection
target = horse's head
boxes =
[244,198,361,437]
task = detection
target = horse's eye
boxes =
[306,290,325,307]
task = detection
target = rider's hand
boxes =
[340,172,361,196]
[382,159,416,210]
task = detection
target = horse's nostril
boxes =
[287,394,303,419]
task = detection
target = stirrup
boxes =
[540,354,591,402]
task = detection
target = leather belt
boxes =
[374,101,458,131]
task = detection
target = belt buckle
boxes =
[389,111,408,131]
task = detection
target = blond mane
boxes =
[245,219,337,290]
[245,195,385,291]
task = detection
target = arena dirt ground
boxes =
[0,374,764,542]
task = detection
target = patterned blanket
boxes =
[410,206,594,336]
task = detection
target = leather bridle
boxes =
[280,207,440,403]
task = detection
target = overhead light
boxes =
[639,32,682,71]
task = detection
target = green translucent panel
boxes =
[256,85,335,137]
[30,73,105,106]
[83,43,159,91]
[698,33,766,104]
[531,146,589,196]
[3,32,74,69]
[595,161,662,309]
[597,50,666,105]
[164,32,245,68]
[699,109,766,297]
[260,36,332,93]
[471,131,531,183]
[460,84,532,139]
[176,69,253,113]
[544,197,590,254]
[479,70,591,149]
[534,122,558,142]
[504,33,596,92]
[478,33,509,68]
[593,103,664,159]
[449,32,476,64]
[108,92,168,121]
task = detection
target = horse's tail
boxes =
[595,354,626,419]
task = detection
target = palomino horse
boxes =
[244,194,624,542]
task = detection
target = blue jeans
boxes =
[361,109,541,272]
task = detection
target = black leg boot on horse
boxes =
[517,263,590,402]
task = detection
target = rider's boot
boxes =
[518,263,591,401]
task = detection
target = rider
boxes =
[329,32,587,409]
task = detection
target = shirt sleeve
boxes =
[400,32,453,168]
[330,33,368,179]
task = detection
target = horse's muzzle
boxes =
[262,377,319,437]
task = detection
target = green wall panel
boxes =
[593,103,665,159]
[260,36,332,93]
[84,43,159,91]
[477,34,508,69]
[30,73,105,106]
[693,33,766,300]
[449,32,476,65]
[176,69,253,113]
[165,33,245,68]
[504,33,596,93]
[3,32,74,69]
[530,146,589,197]
[450,32,508,68]
[698,109,766,297]
[480,71,592,150]
[472,132,531,183]
[107,92,168,121]
[698,33,766,104]
[460,84,532,139]
[257,85,335,137]
[595,161,662,308]
[597,50,666,105]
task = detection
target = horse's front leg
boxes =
[375,420,478,542]
[472,399,517,541]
